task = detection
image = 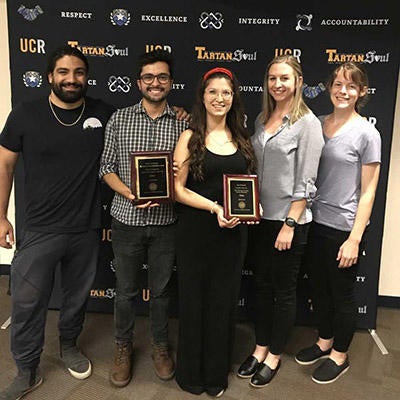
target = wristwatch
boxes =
[284,217,298,228]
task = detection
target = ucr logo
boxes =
[20,38,45,53]
[145,44,172,53]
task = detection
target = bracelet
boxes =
[210,201,218,214]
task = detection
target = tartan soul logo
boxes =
[110,9,131,26]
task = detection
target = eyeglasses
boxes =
[204,88,234,100]
[140,73,171,84]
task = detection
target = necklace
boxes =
[48,97,86,127]
[208,132,232,147]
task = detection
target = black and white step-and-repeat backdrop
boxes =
[6,0,399,329]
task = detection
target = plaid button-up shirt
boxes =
[99,100,188,226]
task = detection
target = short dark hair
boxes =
[46,45,89,75]
[136,49,174,79]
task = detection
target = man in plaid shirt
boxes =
[99,49,188,387]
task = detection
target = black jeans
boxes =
[111,218,176,345]
[306,222,366,353]
[10,229,99,370]
[252,220,309,355]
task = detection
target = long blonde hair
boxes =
[258,55,311,125]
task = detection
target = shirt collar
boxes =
[135,99,175,119]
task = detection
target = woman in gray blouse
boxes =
[237,55,324,387]
[294,62,381,384]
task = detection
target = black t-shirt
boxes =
[0,96,116,233]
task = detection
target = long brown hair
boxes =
[187,69,256,180]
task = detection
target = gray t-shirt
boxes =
[312,115,381,231]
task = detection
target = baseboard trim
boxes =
[378,295,400,308]
[0,264,10,276]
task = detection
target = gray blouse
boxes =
[251,112,324,224]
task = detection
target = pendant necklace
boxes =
[48,96,86,127]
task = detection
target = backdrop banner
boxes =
[6,0,399,329]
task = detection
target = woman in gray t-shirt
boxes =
[295,62,381,384]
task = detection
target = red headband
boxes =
[203,67,233,82]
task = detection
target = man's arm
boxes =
[0,145,19,248]
[102,172,134,201]
[171,106,191,123]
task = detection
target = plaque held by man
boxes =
[130,150,174,204]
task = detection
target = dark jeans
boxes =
[10,229,99,370]
[252,220,309,355]
[111,218,176,345]
[306,222,366,353]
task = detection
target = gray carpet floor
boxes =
[0,275,399,400]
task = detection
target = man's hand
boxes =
[0,217,14,249]
[172,106,191,122]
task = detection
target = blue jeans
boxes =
[111,218,176,345]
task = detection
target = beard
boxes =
[141,86,170,104]
[50,81,88,103]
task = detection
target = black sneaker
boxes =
[0,369,43,400]
[60,338,92,380]
[312,358,350,384]
[295,344,331,365]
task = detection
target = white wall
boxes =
[379,69,400,297]
[0,0,399,296]
[0,0,14,264]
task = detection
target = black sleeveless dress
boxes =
[175,148,248,395]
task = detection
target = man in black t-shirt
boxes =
[0,45,115,400]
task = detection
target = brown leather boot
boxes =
[109,342,133,387]
[151,344,175,381]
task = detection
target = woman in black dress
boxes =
[174,67,256,397]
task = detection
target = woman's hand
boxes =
[215,205,240,228]
[274,224,294,251]
[172,160,179,177]
[337,238,360,268]
[135,201,160,209]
